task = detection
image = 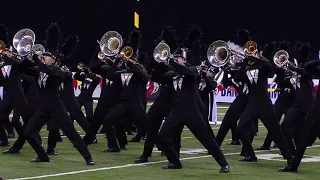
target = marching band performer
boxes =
[279,43,314,156]
[257,41,295,150]
[82,45,121,146]
[280,54,320,172]
[135,26,177,163]
[234,38,293,165]
[215,29,255,147]
[155,44,229,172]
[74,64,100,120]
[103,30,148,152]
[0,25,33,152]
[13,46,95,165]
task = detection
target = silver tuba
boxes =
[273,50,290,67]
[153,42,173,63]
[13,29,35,57]
[97,31,123,57]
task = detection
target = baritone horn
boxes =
[273,50,290,67]
[207,40,242,67]
[153,42,173,63]
[97,31,123,57]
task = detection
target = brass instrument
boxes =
[97,31,123,57]
[98,51,106,60]
[153,42,174,63]
[207,40,244,68]
[244,41,258,55]
[77,62,90,72]
[120,46,134,59]
[32,44,45,56]
[273,50,296,67]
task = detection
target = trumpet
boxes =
[0,40,18,57]
[153,42,174,63]
[77,62,90,72]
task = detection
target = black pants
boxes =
[262,105,290,147]
[25,101,91,160]
[157,107,228,166]
[0,93,31,150]
[5,121,14,135]
[141,101,172,157]
[47,129,60,152]
[104,99,147,149]
[82,95,113,145]
[280,106,307,156]
[77,97,94,119]
[237,100,292,159]
[62,96,91,135]
[216,94,247,146]
[291,103,320,169]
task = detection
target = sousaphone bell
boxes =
[153,42,173,63]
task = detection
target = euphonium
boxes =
[153,42,174,63]
[97,31,123,57]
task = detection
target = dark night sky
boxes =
[2,0,319,70]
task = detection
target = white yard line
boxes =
[7,145,320,180]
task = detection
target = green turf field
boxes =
[1,103,320,180]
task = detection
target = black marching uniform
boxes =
[258,67,294,150]
[74,69,100,120]
[135,63,175,163]
[0,55,33,151]
[280,59,320,172]
[18,53,94,164]
[103,58,148,151]
[156,56,229,172]
[235,56,293,163]
[82,58,126,148]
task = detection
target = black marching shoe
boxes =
[0,141,10,146]
[220,165,230,173]
[120,145,127,150]
[7,134,15,138]
[256,146,270,150]
[129,137,141,142]
[86,158,95,165]
[47,150,58,155]
[135,156,148,163]
[103,148,120,152]
[239,156,258,162]
[3,148,20,154]
[31,156,50,162]
[226,140,241,145]
[162,163,182,169]
[279,165,297,172]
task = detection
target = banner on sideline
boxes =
[71,73,319,104]
[214,78,319,103]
